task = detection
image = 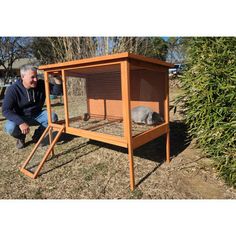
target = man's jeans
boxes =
[4,110,58,140]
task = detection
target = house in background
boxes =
[0,58,38,79]
[0,58,39,99]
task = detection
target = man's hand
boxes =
[53,74,62,85]
[19,122,30,134]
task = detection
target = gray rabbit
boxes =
[131,106,164,125]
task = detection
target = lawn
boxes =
[0,87,235,199]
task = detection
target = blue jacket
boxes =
[2,79,62,125]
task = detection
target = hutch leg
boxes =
[128,145,135,191]
[164,71,170,163]
[121,60,135,191]
[166,131,170,163]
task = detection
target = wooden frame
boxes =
[20,52,173,191]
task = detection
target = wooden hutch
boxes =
[20,52,173,191]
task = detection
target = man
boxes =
[2,64,62,149]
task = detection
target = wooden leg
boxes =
[128,145,135,191]
[166,131,170,163]
[49,128,54,156]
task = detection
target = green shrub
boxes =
[178,37,236,187]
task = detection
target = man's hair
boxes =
[20,64,38,77]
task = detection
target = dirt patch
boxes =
[0,88,235,199]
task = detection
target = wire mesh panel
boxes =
[129,66,166,137]
[65,72,88,125]
[46,72,65,123]
[64,64,124,137]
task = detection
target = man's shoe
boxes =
[32,136,46,147]
[32,135,40,143]
[16,138,25,149]
[32,127,45,143]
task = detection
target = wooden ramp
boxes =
[20,125,65,179]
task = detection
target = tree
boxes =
[31,37,97,64]
[99,37,168,60]
[31,37,169,64]
[166,37,190,63]
[144,37,168,60]
[0,37,32,83]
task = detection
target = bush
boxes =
[178,37,236,187]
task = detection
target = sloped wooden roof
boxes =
[38,52,174,71]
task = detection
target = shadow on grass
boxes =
[49,102,64,107]
[24,132,78,148]
[26,120,191,185]
[84,120,191,187]
[135,120,191,186]
[87,120,191,163]
[38,142,101,176]
[25,140,100,176]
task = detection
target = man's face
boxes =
[22,70,38,89]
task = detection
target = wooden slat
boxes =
[133,123,169,149]
[42,61,121,74]
[64,62,121,75]
[129,53,173,68]
[49,127,54,156]
[20,168,35,178]
[44,71,52,125]
[121,60,135,191]
[39,54,128,70]
[80,119,122,132]
[66,126,127,148]
[164,72,170,163]
[62,69,69,127]
[58,115,123,123]
[50,123,65,130]
[130,59,167,73]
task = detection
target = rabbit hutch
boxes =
[20,52,173,191]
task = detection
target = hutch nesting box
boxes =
[20,52,173,191]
